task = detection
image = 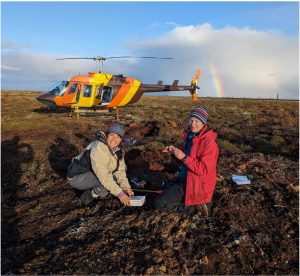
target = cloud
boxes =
[165,21,178,27]
[1,51,93,90]
[149,22,162,30]
[2,40,36,51]
[126,23,299,99]
[149,21,178,30]
[2,65,20,71]
[1,23,299,99]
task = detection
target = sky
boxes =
[1,1,299,99]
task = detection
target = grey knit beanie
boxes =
[107,123,124,138]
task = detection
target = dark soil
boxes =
[1,94,299,275]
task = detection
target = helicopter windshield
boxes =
[47,81,69,96]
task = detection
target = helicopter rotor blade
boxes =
[104,56,134,59]
[105,56,173,60]
[56,57,95,60]
[56,56,173,61]
[192,69,201,84]
[136,56,173,59]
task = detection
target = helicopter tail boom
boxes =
[139,70,201,101]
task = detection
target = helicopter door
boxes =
[62,82,78,105]
[101,86,113,105]
[95,86,102,99]
[75,84,81,103]
[94,85,102,106]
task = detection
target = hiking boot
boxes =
[80,189,95,206]
[92,186,109,198]
[91,190,100,199]
[195,203,211,217]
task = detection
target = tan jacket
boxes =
[90,141,131,196]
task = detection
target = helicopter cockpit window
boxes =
[83,85,92,98]
[68,83,78,94]
[47,81,69,96]
[101,86,112,103]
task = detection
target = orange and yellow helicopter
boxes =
[36,56,200,118]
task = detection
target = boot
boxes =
[79,189,95,206]
[195,203,211,217]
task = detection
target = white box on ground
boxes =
[232,174,251,185]
[129,196,146,206]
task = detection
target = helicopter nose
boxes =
[36,93,57,109]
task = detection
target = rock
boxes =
[145,266,154,274]
[159,265,167,272]
[288,183,299,193]
[170,121,177,128]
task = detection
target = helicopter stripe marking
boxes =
[118,79,140,106]
[128,89,143,104]
[108,80,132,107]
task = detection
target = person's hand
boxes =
[163,146,170,153]
[125,188,134,197]
[172,147,186,160]
[162,145,176,153]
[117,191,131,206]
[162,145,185,160]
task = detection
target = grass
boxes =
[1,91,299,160]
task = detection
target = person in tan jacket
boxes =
[67,123,134,206]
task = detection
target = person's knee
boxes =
[68,179,83,190]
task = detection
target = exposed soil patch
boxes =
[127,120,161,139]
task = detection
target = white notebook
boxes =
[232,174,251,185]
[129,196,146,206]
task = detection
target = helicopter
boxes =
[36,56,201,118]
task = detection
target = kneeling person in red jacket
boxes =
[154,106,219,216]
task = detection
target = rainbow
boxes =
[209,62,224,97]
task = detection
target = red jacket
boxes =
[182,126,219,206]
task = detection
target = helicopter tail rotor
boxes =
[190,69,201,101]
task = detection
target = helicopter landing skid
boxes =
[72,107,120,120]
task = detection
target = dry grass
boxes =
[1,91,299,159]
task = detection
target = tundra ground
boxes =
[1,91,299,274]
